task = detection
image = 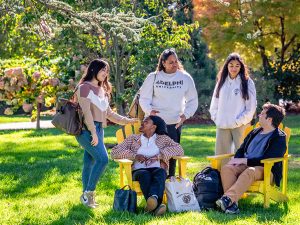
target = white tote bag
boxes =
[165,177,201,212]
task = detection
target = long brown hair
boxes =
[156,48,184,72]
[215,52,250,100]
[79,59,112,95]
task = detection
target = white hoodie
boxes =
[139,70,198,124]
[209,75,256,129]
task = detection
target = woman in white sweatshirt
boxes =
[209,52,256,155]
[139,48,198,176]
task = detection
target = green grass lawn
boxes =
[0,115,53,123]
[0,115,299,224]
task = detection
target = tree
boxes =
[193,0,300,101]
[31,0,199,113]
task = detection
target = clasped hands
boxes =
[135,154,167,169]
[135,154,159,166]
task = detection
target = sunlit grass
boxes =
[0,115,299,224]
[0,115,52,123]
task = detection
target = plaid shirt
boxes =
[111,134,184,171]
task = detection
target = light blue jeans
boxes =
[76,122,108,191]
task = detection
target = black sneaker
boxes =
[225,202,240,214]
[216,195,232,212]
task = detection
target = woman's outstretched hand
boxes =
[128,118,140,124]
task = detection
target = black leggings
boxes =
[166,124,182,177]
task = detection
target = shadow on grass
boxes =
[101,207,180,225]
[49,204,94,225]
[0,128,64,136]
[205,199,289,224]
[0,144,118,198]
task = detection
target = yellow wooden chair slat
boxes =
[114,122,190,204]
[124,124,133,137]
[207,124,291,208]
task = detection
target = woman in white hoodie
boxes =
[209,53,256,155]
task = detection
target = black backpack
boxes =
[192,167,224,209]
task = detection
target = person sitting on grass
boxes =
[216,103,286,214]
[111,115,184,216]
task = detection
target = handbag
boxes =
[128,72,157,120]
[113,185,137,213]
[165,176,201,212]
[128,92,144,120]
[51,88,83,135]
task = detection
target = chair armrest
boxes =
[114,159,134,188]
[261,155,290,164]
[207,153,234,161]
[114,159,133,165]
[172,156,191,160]
[172,156,190,178]
[207,153,234,171]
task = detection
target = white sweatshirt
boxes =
[139,70,198,124]
[209,75,256,129]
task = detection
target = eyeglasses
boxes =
[162,48,176,60]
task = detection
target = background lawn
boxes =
[0,115,52,123]
[0,115,299,225]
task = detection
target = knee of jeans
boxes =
[156,168,167,178]
[95,155,109,165]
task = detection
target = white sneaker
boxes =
[80,192,88,206]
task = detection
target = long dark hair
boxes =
[215,53,250,100]
[156,48,184,72]
[79,59,112,95]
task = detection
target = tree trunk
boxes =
[36,102,42,129]
[258,44,270,73]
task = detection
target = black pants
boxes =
[166,124,182,177]
[132,167,167,205]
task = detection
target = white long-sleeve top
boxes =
[139,70,198,125]
[209,75,256,129]
[133,134,160,170]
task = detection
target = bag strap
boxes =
[121,185,132,190]
[70,85,80,102]
[169,176,184,182]
[152,72,157,97]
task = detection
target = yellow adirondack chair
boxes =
[207,123,291,208]
[114,121,190,202]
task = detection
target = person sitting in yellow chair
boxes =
[111,115,184,216]
[216,103,286,214]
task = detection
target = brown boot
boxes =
[145,196,158,213]
[153,204,166,216]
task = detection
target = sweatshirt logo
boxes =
[155,80,183,89]
[234,88,240,96]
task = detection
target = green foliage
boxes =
[194,0,300,102]
[0,57,80,121]
[269,47,300,102]
[251,70,277,110]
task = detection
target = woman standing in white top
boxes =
[139,48,198,176]
[209,53,256,155]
